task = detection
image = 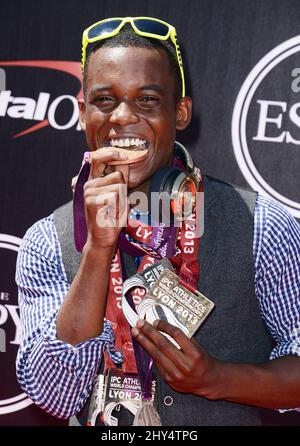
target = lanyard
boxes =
[103,250,154,374]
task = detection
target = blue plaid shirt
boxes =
[15,195,300,418]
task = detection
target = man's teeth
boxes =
[108,138,147,148]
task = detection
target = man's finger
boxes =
[152,319,197,354]
[131,323,182,375]
[114,164,130,185]
[132,319,190,369]
[86,171,127,190]
[89,149,128,179]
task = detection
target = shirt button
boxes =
[164,396,173,406]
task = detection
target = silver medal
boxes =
[133,400,162,426]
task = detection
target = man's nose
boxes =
[109,101,139,126]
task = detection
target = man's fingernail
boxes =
[132,327,139,337]
[136,319,145,328]
[153,320,159,328]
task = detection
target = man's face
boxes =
[79,45,191,190]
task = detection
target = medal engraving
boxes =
[104,368,156,403]
[102,369,157,426]
[146,268,215,338]
[126,258,174,292]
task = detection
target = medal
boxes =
[146,268,215,339]
[133,399,162,426]
[122,259,175,327]
[122,260,214,346]
[87,373,106,426]
[101,368,158,427]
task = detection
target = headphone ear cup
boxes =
[149,167,183,220]
[149,166,173,195]
[174,141,194,171]
[149,166,183,196]
[162,168,183,195]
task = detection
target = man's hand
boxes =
[84,148,129,249]
[57,148,129,344]
[132,319,222,399]
[132,320,300,409]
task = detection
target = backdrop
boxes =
[0,0,299,426]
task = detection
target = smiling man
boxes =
[16,17,300,426]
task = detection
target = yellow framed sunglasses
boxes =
[82,16,186,97]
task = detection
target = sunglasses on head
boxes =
[82,16,186,97]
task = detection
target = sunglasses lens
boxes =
[134,19,169,37]
[87,19,123,39]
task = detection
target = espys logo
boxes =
[0,234,32,414]
[232,36,300,219]
[0,61,82,138]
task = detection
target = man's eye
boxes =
[138,96,160,108]
[93,96,115,110]
[140,96,158,102]
[95,96,114,103]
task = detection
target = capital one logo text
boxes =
[0,61,82,138]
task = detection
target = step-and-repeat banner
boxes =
[0,0,299,426]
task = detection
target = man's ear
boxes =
[78,98,86,131]
[176,96,192,130]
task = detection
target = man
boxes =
[16,17,300,426]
